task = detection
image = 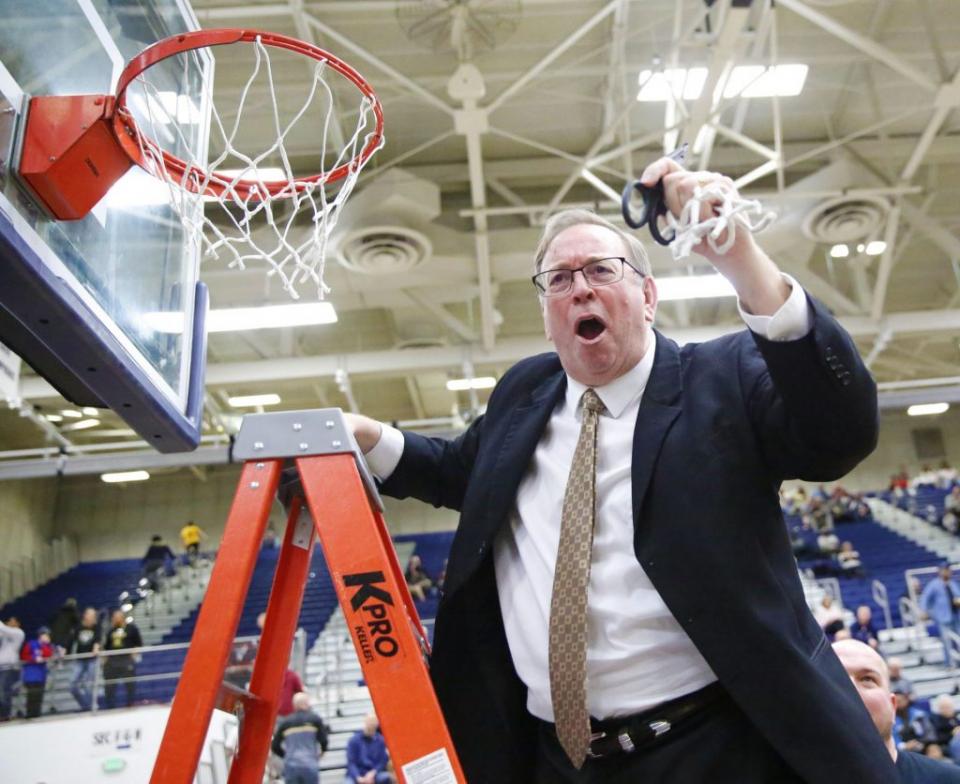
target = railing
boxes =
[946,629,960,670]
[872,579,893,630]
[0,536,79,607]
[4,628,308,721]
[815,577,842,603]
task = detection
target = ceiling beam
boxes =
[20,308,960,403]
[900,68,960,181]
[303,11,455,117]
[776,0,939,94]
[486,1,619,115]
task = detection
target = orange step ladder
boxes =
[150,409,466,784]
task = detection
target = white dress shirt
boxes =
[365,275,811,721]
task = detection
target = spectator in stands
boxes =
[141,534,176,590]
[920,566,960,666]
[850,605,880,649]
[227,611,266,691]
[179,520,207,565]
[890,468,910,497]
[403,555,433,602]
[278,667,305,718]
[816,529,840,555]
[943,487,960,534]
[837,541,866,578]
[70,606,101,711]
[940,462,959,490]
[48,597,80,651]
[263,524,280,549]
[271,692,329,784]
[0,616,24,721]
[808,497,834,532]
[102,610,143,709]
[895,689,937,754]
[930,694,960,757]
[814,595,845,637]
[345,713,393,784]
[20,626,55,718]
[912,464,940,490]
[783,486,807,515]
[887,657,914,699]
[832,639,960,782]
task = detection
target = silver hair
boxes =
[533,208,652,276]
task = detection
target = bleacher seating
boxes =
[394,531,455,622]
[0,559,143,637]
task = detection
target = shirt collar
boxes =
[565,332,657,419]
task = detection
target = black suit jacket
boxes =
[380,296,898,783]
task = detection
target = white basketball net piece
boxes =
[666,183,776,261]
[122,36,384,299]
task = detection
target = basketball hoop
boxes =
[17,28,385,299]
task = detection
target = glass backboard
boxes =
[0,0,209,451]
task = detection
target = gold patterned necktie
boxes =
[549,387,605,768]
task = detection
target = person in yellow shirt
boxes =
[179,521,206,564]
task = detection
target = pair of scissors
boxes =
[621,143,688,246]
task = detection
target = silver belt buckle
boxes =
[586,731,607,759]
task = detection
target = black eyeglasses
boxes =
[531,257,644,297]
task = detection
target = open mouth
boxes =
[576,316,607,341]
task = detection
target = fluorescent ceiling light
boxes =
[44,414,63,423]
[228,393,282,407]
[82,406,100,416]
[101,470,151,483]
[144,302,338,334]
[637,64,808,102]
[865,241,887,256]
[829,244,849,258]
[723,64,808,99]
[60,409,82,418]
[907,403,949,416]
[446,377,497,392]
[656,274,737,301]
[62,418,100,431]
[637,68,708,102]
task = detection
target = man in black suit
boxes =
[346,157,896,782]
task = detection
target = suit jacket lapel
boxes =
[443,368,566,600]
[482,370,566,541]
[631,331,683,528]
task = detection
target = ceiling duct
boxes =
[333,168,442,276]
[754,157,888,262]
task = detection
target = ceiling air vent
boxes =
[335,226,432,275]
[801,194,889,245]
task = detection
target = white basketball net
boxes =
[122,36,384,299]
[667,184,776,261]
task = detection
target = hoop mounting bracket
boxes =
[18,94,131,220]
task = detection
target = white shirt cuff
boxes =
[738,273,811,341]
[362,423,404,481]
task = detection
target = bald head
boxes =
[291,692,311,712]
[832,639,897,761]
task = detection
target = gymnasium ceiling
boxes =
[5,0,960,466]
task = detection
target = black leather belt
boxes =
[586,681,729,759]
